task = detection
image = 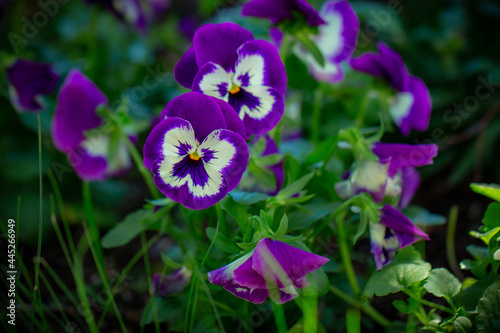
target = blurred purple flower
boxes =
[7,59,59,112]
[208,238,329,304]
[51,69,133,181]
[178,16,198,40]
[175,22,287,136]
[335,143,438,209]
[350,42,432,136]
[152,267,191,297]
[295,0,359,82]
[143,92,249,210]
[241,0,325,27]
[370,204,430,270]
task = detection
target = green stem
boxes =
[272,302,287,333]
[403,289,454,314]
[336,214,361,295]
[215,201,227,236]
[311,89,324,144]
[301,296,318,333]
[446,205,462,279]
[329,285,390,327]
[82,181,106,272]
[355,91,371,127]
[346,307,361,333]
[279,33,290,66]
[34,113,45,325]
[123,136,160,199]
[141,231,160,333]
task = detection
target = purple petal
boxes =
[379,205,430,248]
[350,42,410,91]
[193,23,254,71]
[211,98,247,140]
[268,285,299,304]
[143,117,195,170]
[7,59,59,112]
[67,148,108,181]
[250,238,329,289]
[372,143,438,177]
[153,267,191,297]
[160,92,227,143]
[398,76,432,135]
[236,40,287,95]
[399,168,420,209]
[350,160,389,202]
[269,27,283,49]
[223,282,269,304]
[52,69,107,152]
[241,0,325,26]
[174,47,199,89]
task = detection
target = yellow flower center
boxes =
[229,84,240,95]
[189,151,201,161]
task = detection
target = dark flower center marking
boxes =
[228,88,261,114]
[172,155,210,187]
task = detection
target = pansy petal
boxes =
[318,0,359,63]
[268,285,299,304]
[380,205,430,248]
[351,160,389,202]
[7,59,59,112]
[143,117,196,170]
[52,69,107,152]
[372,143,438,177]
[223,282,269,304]
[193,62,231,101]
[399,168,420,209]
[241,0,325,26]
[211,98,247,139]
[198,129,249,192]
[174,47,199,89]
[235,40,287,94]
[398,76,432,135]
[251,238,329,289]
[233,254,267,289]
[369,222,394,270]
[67,148,108,181]
[160,92,227,143]
[193,23,254,71]
[208,251,253,286]
[153,267,191,297]
[235,86,285,136]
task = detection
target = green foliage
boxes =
[476,281,500,332]
[424,268,461,298]
[470,183,500,202]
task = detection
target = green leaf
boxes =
[403,205,447,226]
[470,227,500,245]
[453,317,473,333]
[206,227,240,253]
[456,276,500,312]
[301,267,329,297]
[276,172,315,200]
[305,136,338,166]
[394,245,424,263]
[353,212,368,244]
[470,183,500,202]
[476,280,500,333]
[221,196,249,232]
[253,153,283,167]
[274,214,288,238]
[363,262,432,297]
[482,202,500,230]
[392,299,420,315]
[101,209,152,248]
[229,190,270,205]
[295,31,325,67]
[424,268,461,298]
[287,201,341,230]
[145,197,173,206]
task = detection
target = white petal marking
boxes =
[239,86,276,120]
[197,63,231,102]
[234,54,265,87]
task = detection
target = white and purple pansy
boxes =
[370,204,430,270]
[152,266,192,297]
[294,0,359,83]
[51,69,133,181]
[335,143,438,209]
[241,0,325,26]
[143,92,249,210]
[7,59,59,112]
[350,42,432,136]
[174,23,287,136]
[208,238,329,304]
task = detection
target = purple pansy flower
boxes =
[350,43,432,136]
[208,238,329,304]
[7,59,59,112]
[370,204,430,270]
[175,23,287,136]
[241,0,325,27]
[143,92,249,210]
[152,267,192,297]
[52,69,133,181]
[295,0,359,82]
[335,143,438,209]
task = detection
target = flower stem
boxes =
[403,289,454,314]
[215,201,227,235]
[446,205,463,279]
[336,213,361,295]
[329,285,390,327]
[82,181,106,270]
[272,301,287,333]
[311,89,324,144]
[301,296,318,333]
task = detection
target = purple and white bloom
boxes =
[152,267,192,297]
[143,92,249,210]
[208,238,329,304]
[175,23,287,136]
[7,59,59,112]
[350,43,432,136]
[241,0,325,26]
[335,143,438,209]
[294,1,359,82]
[52,69,133,181]
[370,204,430,270]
